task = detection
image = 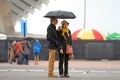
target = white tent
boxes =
[0,33,7,40]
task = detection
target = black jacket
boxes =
[58,29,72,51]
[46,23,59,50]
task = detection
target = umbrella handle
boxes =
[58,19,60,26]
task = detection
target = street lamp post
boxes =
[83,0,86,29]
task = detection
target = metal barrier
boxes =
[0,38,120,61]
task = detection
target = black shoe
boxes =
[64,75,70,78]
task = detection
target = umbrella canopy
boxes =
[107,32,120,39]
[44,10,76,19]
[72,28,106,40]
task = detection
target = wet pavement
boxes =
[1,60,120,69]
[0,60,120,80]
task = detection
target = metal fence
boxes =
[0,37,120,61]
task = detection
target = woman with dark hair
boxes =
[22,39,31,65]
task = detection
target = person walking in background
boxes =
[33,39,41,65]
[17,41,24,64]
[46,17,59,77]
[22,39,31,65]
[14,41,20,64]
[9,40,16,64]
[57,20,72,78]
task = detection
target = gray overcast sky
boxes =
[15,0,120,35]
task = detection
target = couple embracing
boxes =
[46,17,73,78]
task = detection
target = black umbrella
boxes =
[44,10,76,19]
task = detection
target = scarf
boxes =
[61,28,70,39]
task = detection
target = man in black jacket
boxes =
[46,17,58,77]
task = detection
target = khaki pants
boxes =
[48,49,57,76]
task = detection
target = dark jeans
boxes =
[23,54,29,64]
[59,53,69,76]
